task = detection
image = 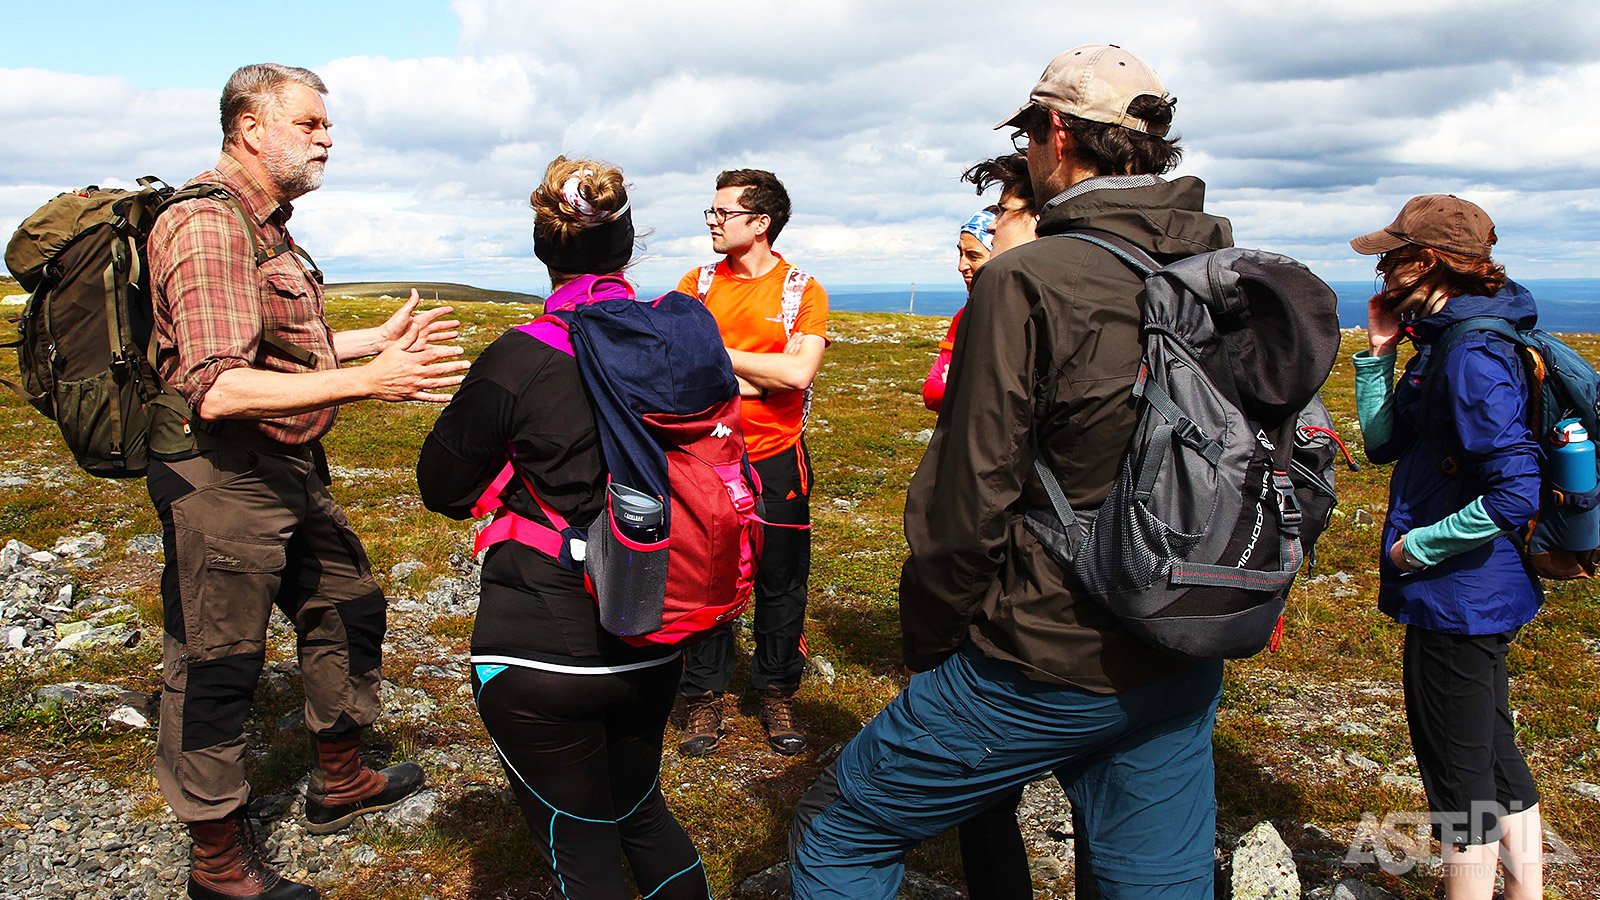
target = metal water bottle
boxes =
[1551,418,1597,495]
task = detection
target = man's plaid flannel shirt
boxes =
[147,152,337,445]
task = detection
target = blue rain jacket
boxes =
[1368,283,1544,634]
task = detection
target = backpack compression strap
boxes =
[471,461,579,559]
[694,261,817,427]
[471,317,585,559]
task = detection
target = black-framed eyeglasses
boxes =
[704,208,764,225]
[1010,129,1030,153]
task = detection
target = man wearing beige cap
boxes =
[788,45,1233,899]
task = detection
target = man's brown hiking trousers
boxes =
[147,445,386,822]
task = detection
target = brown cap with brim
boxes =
[1350,194,1497,258]
[995,44,1170,136]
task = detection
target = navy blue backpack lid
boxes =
[552,290,739,508]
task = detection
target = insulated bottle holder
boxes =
[586,484,669,637]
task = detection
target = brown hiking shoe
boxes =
[759,686,807,756]
[186,813,317,900]
[303,734,425,835]
[679,692,725,757]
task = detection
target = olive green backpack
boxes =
[2,176,306,477]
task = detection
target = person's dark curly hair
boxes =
[961,153,1033,206]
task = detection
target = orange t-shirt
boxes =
[677,254,829,461]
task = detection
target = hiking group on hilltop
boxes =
[4,42,1582,900]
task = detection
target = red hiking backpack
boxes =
[472,281,766,647]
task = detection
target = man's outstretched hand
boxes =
[376,289,461,352]
[363,313,470,403]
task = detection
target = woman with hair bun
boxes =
[418,156,709,899]
[1351,195,1543,900]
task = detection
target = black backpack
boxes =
[1024,231,1346,659]
[3,176,316,477]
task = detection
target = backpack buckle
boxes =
[1272,472,1302,528]
[1172,417,1204,447]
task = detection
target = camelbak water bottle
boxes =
[1551,419,1597,493]
[1549,418,1600,552]
[587,483,670,638]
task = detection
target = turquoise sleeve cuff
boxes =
[1404,498,1509,567]
[1352,350,1397,450]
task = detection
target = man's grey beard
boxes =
[263,142,327,200]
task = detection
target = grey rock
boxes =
[124,534,163,556]
[411,664,457,680]
[911,428,934,445]
[54,625,139,653]
[1335,722,1376,736]
[1230,821,1300,900]
[1380,774,1423,792]
[248,793,295,821]
[1565,781,1600,802]
[0,476,28,489]
[348,845,381,867]
[389,560,425,581]
[1305,879,1399,900]
[739,860,790,893]
[28,550,60,566]
[53,533,105,558]
[3,626,27,650]
[33,681,126,710]
[83,605,130,626]
[54,620,90,639]
[805,655,837,685]
[106,707,149,730]
[1352,509,1376,527]
[424,577,468,607]
[382,789,440,828]
[898,872,964,900]
[1343,752,1380,773]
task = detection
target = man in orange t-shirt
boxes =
[676,169,829,758]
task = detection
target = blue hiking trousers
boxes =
[789,645,1224,899]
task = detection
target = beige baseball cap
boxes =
[1350,194,1498,259]
[996,44,1171,136]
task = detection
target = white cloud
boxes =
[3,1,1599,290]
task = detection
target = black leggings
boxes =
[472,661,709,899]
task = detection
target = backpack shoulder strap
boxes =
[1423,315,1522,384]
[694,264,717,302]
[780,266,811,339]
[157,183,323,281]
[1436,316,1519,355]
[1059,228,1161,277]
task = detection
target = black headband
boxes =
[533,207,635,275]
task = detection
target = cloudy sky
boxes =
[3,0,1597,294]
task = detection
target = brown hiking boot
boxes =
[759,685,807,756]
[303,733,425,835]
[186,813,317,900]
[679,692,725,757]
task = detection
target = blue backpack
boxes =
[1428,316,1600,579]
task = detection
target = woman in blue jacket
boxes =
[1351,195,1543,900]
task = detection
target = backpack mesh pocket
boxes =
[1076,462,1204,595]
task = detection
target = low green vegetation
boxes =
[0,298,1595,897]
